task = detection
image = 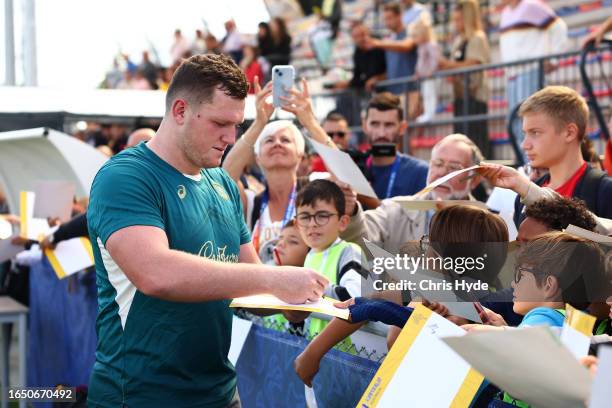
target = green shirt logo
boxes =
[177,185,186,199]
[212,181,230,201]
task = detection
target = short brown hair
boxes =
[519,86,589,141]
[324,111,348,123]
[383,2,402,15]
[165,54,248,112]
[366,92,404,121]
[429,205,509,285]
[517,231,608,308]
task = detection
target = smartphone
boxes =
[473,302,489,324]
[371,143,397,157]
[272,65,295,108]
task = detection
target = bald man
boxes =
[126,128,155,148]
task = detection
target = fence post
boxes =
[403,88,409,154]
[463,72,470,134]
[537,59,545,90]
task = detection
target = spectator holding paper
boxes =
[340,133,484,254]
[509,86,612,224]
[222,77,335,264]
[294,204,508,387]
[478,162,612,237]
[462,232,609,406]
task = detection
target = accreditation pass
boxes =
[8,387,76,402]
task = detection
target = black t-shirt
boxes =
[349,47,387,89]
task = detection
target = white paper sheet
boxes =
[560,305,596,359]
[0,237,24,263]
[414,165,481,197]
[564,224,612,246]
[0,218,12,240]
[20,191,51,241]
[228,316,253,366]
[359,306,482,407]
[33,180,75,222]
[442,326,592,408]
[45,237,94,278]
[229,294,350,320]
[308,138,378,198]
[486,186,520,241]
[561,325,591,359]
[590,346,612,408]
[392,198,487,212]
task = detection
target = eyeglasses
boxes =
[296,211,338,227]
[431,159,465,174]
[327,131,347,138]
[419,235,430,254]
[513,265,548,283]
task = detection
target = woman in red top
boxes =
[240,45,264,94]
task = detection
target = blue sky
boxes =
[1,0,269,88]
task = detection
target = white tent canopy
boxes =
[0,86,333,123]
[0,127,108,213]
[0,86,166,120]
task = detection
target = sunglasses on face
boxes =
[327,131,347,138]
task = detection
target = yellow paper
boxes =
[358,304,483,407]
[19,190,50,241]
[229,294,350,320]
[565,304,596,337]
[45,237,94,279]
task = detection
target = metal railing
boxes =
[309,44,611,164]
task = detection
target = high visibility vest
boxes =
[305,239,361,340]
[595,318,610,335]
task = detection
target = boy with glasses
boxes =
[295,179,365,337]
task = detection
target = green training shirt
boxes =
[87,142,250,408]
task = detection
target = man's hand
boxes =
[581,17,612,48]
[477,163,530,197]
[294,349,320,387]
[334,181,357,216]
[0,214,20,225]
[579,355,598,378]
[279,78,317,129]
[364,77,378,92]
[253,78,274,126]
[270,266,329,304]
[11,236,30,246]
[39,235,56,250]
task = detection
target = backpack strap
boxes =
[514,173,550,228]
[251,193,263,230]
[574,167,606,216]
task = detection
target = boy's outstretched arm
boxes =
[294,317,366,387]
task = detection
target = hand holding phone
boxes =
[272,65,295,108]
